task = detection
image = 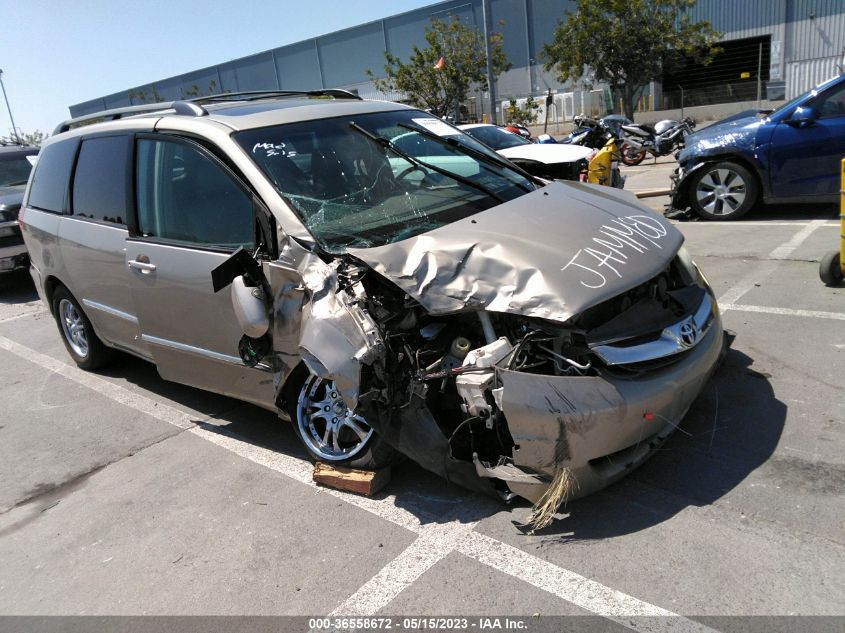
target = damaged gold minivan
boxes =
[22,92,725,517]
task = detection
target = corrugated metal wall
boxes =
[786,56,842,97]
[70,0,845,119]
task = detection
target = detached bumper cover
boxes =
[496,310,724,502]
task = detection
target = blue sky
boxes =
[0,0,436,137]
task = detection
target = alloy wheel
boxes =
[695,168,747,216]
[58,299,89,358]
[296,375,374,461]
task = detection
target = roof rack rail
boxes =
[53,100,208,135]
[193,88,362,103]
[53,88,361,135]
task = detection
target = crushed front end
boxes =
[341,245,725,509]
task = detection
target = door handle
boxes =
[128,257,156,273]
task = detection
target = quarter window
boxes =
[135,138,253,249]
[72,135,130,225]
[25,139,78,213]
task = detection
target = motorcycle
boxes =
[560,114,632,149]
[618,117,695,166]
[560,115,603,148]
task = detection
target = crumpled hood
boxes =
[498,143,593,164]
[349,181,683,323]
[679,115,762,162]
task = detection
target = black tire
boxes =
[51,286,112,370]
[619,142,646,166]
[689,161,759,221]
[820,250,844,286]
[284,365,396,469]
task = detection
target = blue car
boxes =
[671,73,845,220]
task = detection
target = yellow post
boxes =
[841,159,845,274]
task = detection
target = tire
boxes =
[619,142,646,166]
[820,250,844,286]
[51,286,112,370]
[285,366,396,469]
[689,161,759,221]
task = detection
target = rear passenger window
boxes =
[72,136,129,225]
[135,138,253,250]
[26,139,79,213]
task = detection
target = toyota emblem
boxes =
[679,320,699,346]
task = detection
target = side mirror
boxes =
[787,106,818,127]
[211,248,270,338]
[230,275,269,338]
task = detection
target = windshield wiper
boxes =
[348,121,504,203]
[396,122,536,191]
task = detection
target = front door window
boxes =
[135,138,253,250]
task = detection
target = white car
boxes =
[459,123,593,182]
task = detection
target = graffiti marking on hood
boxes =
[561,214,671,289]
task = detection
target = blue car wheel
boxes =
[690,161,758,221]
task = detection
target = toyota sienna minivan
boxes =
[21,91,724,523]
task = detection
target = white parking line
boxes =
[722,304,845,321]
[767,220,828,259]
[680,221,838,227]
[0,333,719,632]
[717,220,826,307]
[457,533,717,633]
[0,335,196,430]
[0,306,45,324]
[328,524,473,617]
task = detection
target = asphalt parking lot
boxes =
[0,164,842,631]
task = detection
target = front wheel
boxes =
[619,142,646,166]
[689,161,759,221]
[288,371,396,469]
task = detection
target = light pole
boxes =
[481,0,496,124]
[0,69,21,144]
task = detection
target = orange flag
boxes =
[433,56,445,70]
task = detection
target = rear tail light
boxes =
[17,206,25,229]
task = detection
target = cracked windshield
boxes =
[235,109,534,252]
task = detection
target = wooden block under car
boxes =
[312,462,391,496]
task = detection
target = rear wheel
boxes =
[51,286,112,370]
[287,370,396,469]
[689,161,758,221]
[820,250,844,286]
[619,142,646,166]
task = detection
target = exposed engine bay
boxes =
[288,248,721,516]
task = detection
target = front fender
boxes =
[672,151,768,210]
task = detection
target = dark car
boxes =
[0,143,39,273]
[671,73,845,220]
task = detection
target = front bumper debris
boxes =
[491,310,724,503]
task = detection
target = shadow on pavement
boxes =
[748,202,838,221]
[87,341,784,533]
[0,270,37,304]
[524,347,786,540]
